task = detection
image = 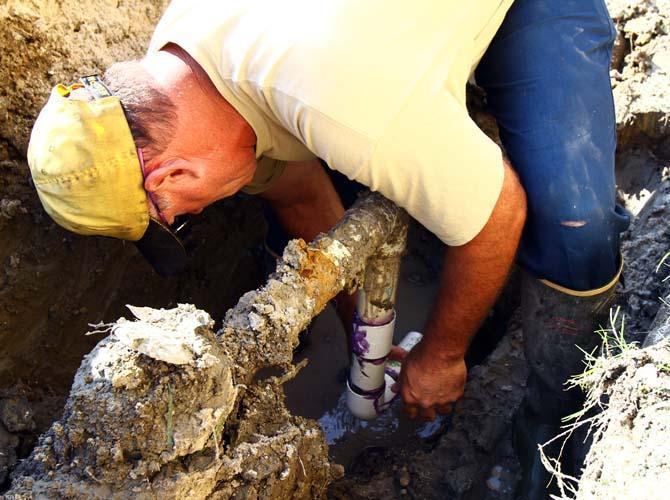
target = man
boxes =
[27,0,627,496]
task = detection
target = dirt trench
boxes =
[1,0,670,498]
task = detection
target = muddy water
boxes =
[283,235,444,467]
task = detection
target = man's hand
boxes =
[392,343,466,421]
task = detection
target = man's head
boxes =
[28,47,257,275]
[105,50,258,225]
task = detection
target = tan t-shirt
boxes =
[149,0,513,246]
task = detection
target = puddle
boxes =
[283,247,442,467]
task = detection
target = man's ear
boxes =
[144,161,192,192]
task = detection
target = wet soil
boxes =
[280,220,527,499]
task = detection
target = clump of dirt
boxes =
[609,0,670,156]
[5,305,337,498]
[0,173,268,489]
[619,163,670,341]
[3,192,407,497]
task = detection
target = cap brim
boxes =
[134,218,188,277]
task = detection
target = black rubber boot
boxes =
[516,271,619,499]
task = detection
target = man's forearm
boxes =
[422,160,526,360]
[261,159,345,242]
[260,159,356,335]
[424,232,518,361]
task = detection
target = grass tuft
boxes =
[538,306,634,499]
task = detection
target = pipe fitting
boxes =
[346,330,423,420]
[349,312,396,392]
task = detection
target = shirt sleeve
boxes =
[240,157,288,195]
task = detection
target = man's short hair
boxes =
[103,61,177,157]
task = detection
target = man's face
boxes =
[141,102,257,226]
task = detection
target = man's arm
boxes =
[397,160,527,420]
[259,159,345,242]
[258,159,357,333]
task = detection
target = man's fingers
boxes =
[420,406,437,422]
[388,345,408,362]
[405,400,453,421]
[403,405,419,419]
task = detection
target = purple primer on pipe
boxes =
[351,327,370,356]
[347,312,398,417]
[349,381,387,415]
[351,312,371,356]
[351,312,395,356]
[356,354,387,378]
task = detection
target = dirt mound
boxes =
[577,340,670,499]
[609,0,670,155]
[541,330,670,500]
[5,305,335,499]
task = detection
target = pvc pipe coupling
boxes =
[346,313,423,419]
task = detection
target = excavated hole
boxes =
[2,1,669,496]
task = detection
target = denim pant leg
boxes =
[475,0,630,291]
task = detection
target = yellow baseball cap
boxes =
[28,76,187,276]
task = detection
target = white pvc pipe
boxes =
[349,312,396,392]
[385,330,423,379]
[346,330,423,420]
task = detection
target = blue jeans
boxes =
[475,0,630,291]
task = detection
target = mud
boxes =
[619,157,670,341]
[328,311,527,500]
[0,183,268,489]
[2,193,406,497]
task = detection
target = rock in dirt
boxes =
[397,466,410,488]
